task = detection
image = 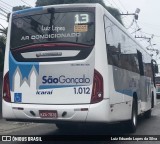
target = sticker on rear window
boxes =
[14,93,22,103]
[74,25,88,32]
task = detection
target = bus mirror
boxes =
[155,65,159,74]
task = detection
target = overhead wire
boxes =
[106,0,134,28]
[116,0,135,27]
[0,17,6,21]
[0,0,13,8]
[0,2,11,27]
[0,23,5,29]
[0,6,11,13]
[140,31,160,38]
[0,3,12,11]
[0,12,7,18]
[109,0,160,56]
[117,0,128,12]
[0,0,12,20]
[0,8,8,14]
[106,0,159,52]
[105,0,115,8]
[114,2,151,46]
[138,21,160,28]
[21,0,33,7]
[111,0,123,13]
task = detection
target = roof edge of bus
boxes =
[42,3,101,8]
[13,3,100,14]
[13,7,43,15]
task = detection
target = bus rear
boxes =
[2,5,105,123]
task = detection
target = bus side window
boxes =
[104,16,120,67]
[137,50,144,76]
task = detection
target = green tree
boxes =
[35,0,123,25]
[106,6,123,25]
[0,24,7,36]
[12,5,31,11]
[0,35,5,52]
[36,0,104,6]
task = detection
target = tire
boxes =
[56,123,69,130]
[144,109,151,119]
[126,98,138,133]
[56,123,77,130]
[151,95,154,108]
[144,95,153,118]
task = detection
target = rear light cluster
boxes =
[90,69,103,104]
[3,72,11,102]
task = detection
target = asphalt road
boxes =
[0,103,160,143]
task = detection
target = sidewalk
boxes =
[0,119,41,135]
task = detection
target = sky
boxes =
[0,0,160,63]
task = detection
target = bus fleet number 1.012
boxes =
[74,87,90,94]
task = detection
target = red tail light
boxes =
[3,72,11,102]
[90,69,103,104]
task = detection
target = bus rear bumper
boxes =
[2,99,111,123]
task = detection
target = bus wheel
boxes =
[144,109,151,119]
[56,123,77,130]
[126,98,137,133]
[56,123,69,130]
[144,95,153,118]
[151,94,154,108]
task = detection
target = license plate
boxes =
[39,110,58,118]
